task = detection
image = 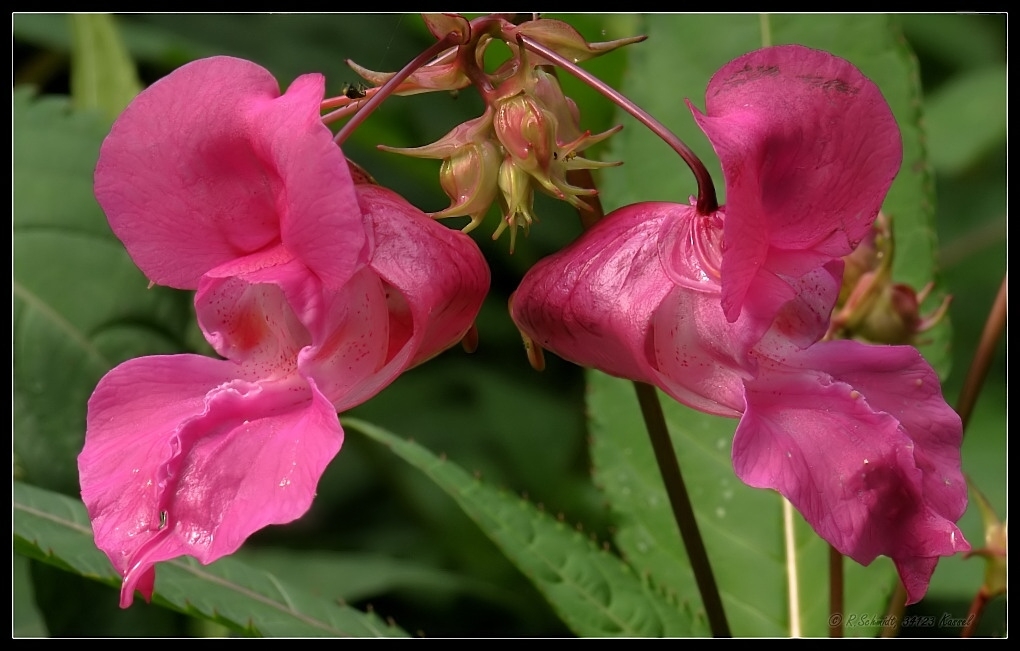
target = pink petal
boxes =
[360,185,490,368]
[649,207,751,415]
[298,267,392,410]
[95,56,366,289]
[511,203,680,388]
[732,343,968,604]
[196,252,314,369]
[752,260,844,353]
[248,73,368,289]
[649,285,751,417]
[196,255,391,414]
[789,341,968,530]
[80,355,342,607]
[690,45,902,323]
[307,185,490,411]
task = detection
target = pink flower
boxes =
[510,45,968,603]
[82,56,489,607]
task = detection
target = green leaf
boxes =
[13,481,406,637]
[13,88,191,493]
[923,64,1007,176]
[14,555,49,637]
[588,373,897,637]
[347,418,708,637]
[235,548,513,606]
[70,14,143,121]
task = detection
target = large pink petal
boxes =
[690,45,902,323]
[245,72,368,289]
[361,185,490,369]
[732,347,968,604]
[305,185,490,411]
[80,356,342,607]
[512,203,682,387]
[95,56,366,289]
[787,340,968,533]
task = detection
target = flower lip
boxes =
[511,44,961,604]
[84,55,492,608]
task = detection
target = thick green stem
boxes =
[633,382,731,638]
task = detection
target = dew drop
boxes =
[715,507,726,518]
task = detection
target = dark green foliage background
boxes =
[13,14,1004,637]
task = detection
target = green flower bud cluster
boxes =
[352,14,641,250]
[829,212,951,345]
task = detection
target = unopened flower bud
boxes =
[494,93,557,174]
[829,213,951,345]
[433,138,502,232]
[495,157,537,253]
[513,18,646,65]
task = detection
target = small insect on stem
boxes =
[340,82,369,100]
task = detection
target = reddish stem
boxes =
[516,34,718,216]
[334,33,461,146]
[828,545,844,637]
[956,274,1007,433]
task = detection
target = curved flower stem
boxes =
[334,33,461,146]
[516,34,719,216]
[828,544,844,637]
[961,588,992,637]
[633,382,731,638]
[956,273,1007,433]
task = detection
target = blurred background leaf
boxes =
[13,13,1004,637]
[69,14,142,120]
